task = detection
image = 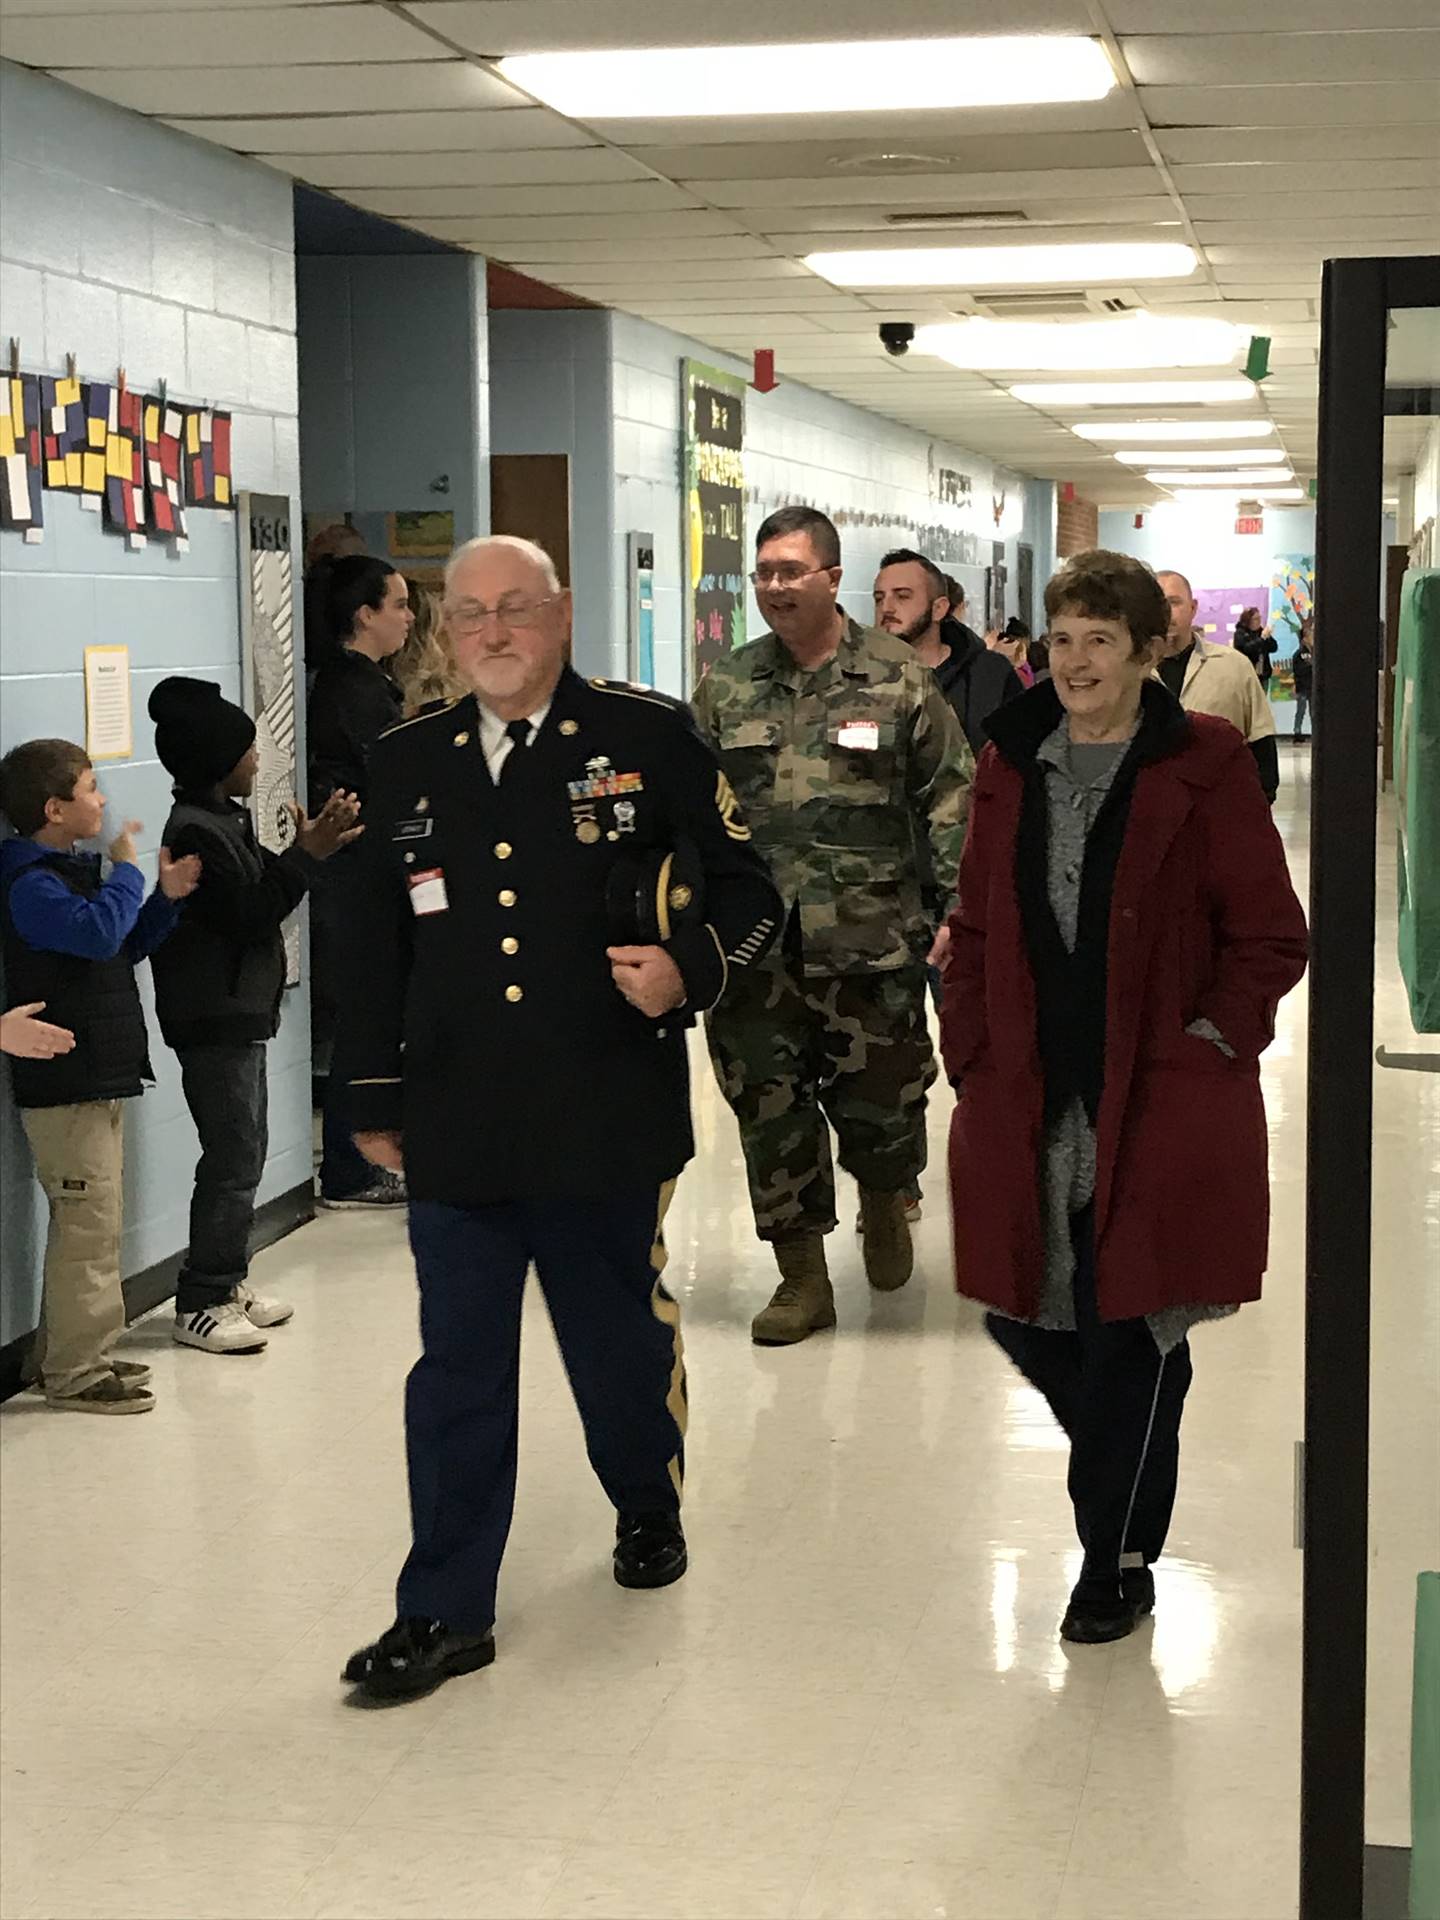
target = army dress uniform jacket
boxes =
[692,617,973,977]
[337,669,782,1207]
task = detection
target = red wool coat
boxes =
[941,709,1309,1322]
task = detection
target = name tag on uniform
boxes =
[392,817,433,842]
[408,868,448,916]
[835,720,880,752]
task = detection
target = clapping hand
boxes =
[293,790,364,861]
[158,847,203,900]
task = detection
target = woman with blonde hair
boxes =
[391,580,468,716]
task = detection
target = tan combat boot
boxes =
[751,1234,836,1345]
[859,1188,914,1292]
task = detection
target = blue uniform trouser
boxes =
[397,1184,686,1635]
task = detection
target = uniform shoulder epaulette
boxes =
[376,697,465,742]
[587,678,690,718]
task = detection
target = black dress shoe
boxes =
[1121,1565,1156,1618]
[1060,1579,1145,1645]
[614,1512,687,1590]
[342,1615,495,1702]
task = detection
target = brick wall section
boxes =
[1057,496,1100,556]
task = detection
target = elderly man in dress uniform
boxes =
[336,535,781,1703]
[693,506,974,1347]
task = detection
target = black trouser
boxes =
[397,1184,684,1635]
[175,1043,268,1312]
[987,1207,1193,1602]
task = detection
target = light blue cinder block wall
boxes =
[487,307,1055,698]
[297,253,491,562]
[0,62,306,1347]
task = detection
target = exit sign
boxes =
[1235,514,1264,535]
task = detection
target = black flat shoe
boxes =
[614,1512,687,1590]
[1121,1566,1156,1618]
[342,1615,495,1702]
[1060,1578,1146,1645]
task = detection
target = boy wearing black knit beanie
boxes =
[149,677,361,1354]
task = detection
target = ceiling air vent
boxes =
[974,289,1141,319]
[883,209,1029,229]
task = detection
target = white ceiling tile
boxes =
[63,61,520,116]
[545,258,807,285]
[2,0,333,10]
[344,181,701,218]
[700,168,1168,210]
[1201,218,1439,241]
[1159,125,1440,165]
[0,5,447,65]
[162,108,593,155]
[1123,30,1440,88]
[409,0,1095,52]
[494,236,763,264]
[272,148,652,189]
[1139,82,1440,127]
[596,99,1138,149]
[1187,189,1438,220]
[1111,0,1438,26]
[1174,159,1440,195]
[418,211,746,240]
[645,131,1151,180]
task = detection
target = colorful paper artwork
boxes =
[144,397,188,541]
[40,375,86,492]
[103,386,147,542]
[1268,554,1315,648]
[185,408,232,508]
[1,357,237,552]
[0,373,44,534]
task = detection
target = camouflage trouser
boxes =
[706,950,936,1240]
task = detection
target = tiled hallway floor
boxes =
[3,754,1436,1920]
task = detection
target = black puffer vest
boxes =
[1,851,152,1108]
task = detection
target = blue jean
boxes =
[396,1186,684,1634]
[175,1043,268,1311]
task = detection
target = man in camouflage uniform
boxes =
[693,506,973,1345]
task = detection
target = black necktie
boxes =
[497,718,531,787]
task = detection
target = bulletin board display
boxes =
[682,360,746,692]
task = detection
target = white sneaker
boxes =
[173,1302,269,1355]
[234,1283,293,1328]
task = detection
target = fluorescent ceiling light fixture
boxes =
[914,315,1244,373]
[1146,469,1293,486]
[496,36,1115,118]
[1011,379,1257,406]
[1071,419,1272,442]
[805,242,1195,289]
[1117,446,1289,467]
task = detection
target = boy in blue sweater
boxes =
[0,739,200,1413]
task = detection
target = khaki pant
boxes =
[20,1101,126,1397]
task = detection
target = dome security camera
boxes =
[879,323,916,357]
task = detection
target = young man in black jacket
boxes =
[149,678,360,1355]
[874,551,1023,757]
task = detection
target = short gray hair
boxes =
[445,535,561,596]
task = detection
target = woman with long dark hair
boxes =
[942,551,1307,1645]
[306,554,413,1208]
[1233,605,1277,687]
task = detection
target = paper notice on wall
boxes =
[84,645,133,762]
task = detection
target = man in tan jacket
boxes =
[1156,571,1279,801]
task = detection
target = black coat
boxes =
[153,795,318,1048]
[933,618,1024,756]
[337,670,783,1205]
[306,650,402,811]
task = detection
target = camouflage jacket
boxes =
[692,616,973,975]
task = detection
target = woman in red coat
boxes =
[941,551,1307,1645]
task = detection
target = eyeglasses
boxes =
[749,564,833,589]
[443,595,557,634]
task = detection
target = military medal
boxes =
[614,799,636,836]
[576,819,601,845]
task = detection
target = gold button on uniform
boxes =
[505,984,524,1003]
[501,936,519,956]
[494,841,513,860]
[498,889,516,907]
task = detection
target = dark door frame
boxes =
[1303,251,1440,1920]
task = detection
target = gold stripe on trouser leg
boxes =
[648,1178,688,1501]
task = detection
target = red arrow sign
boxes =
[751,348,778,394]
